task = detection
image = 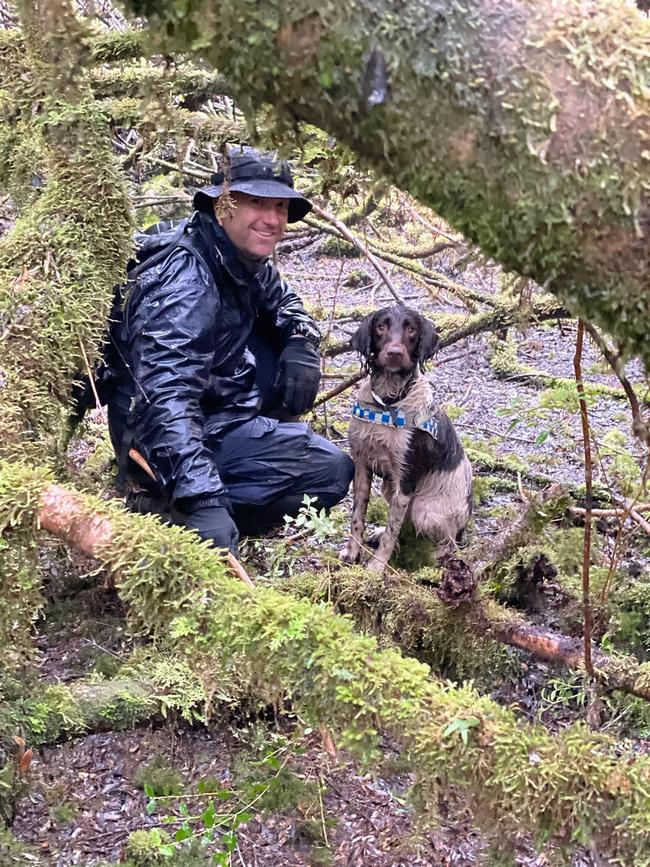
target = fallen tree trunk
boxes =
[5,463,650,861]
[123,0,650,367]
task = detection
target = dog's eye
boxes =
[406,325,417,336]
[376,323,387,332]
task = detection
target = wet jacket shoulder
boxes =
[117,211,318,508]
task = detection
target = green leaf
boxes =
[535,430,550,445]
[201,801,216,829]
[178,801,189,817]
[222,831,238,852]
[144,783,155,798]
[234,810,253,828]
[175,826,192,842]
[146,799,157,815]
[442,716,480,745]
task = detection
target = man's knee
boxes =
[311,443,354,508]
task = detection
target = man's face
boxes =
[217,192,289,258]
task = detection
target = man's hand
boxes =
[174,497,240,555]
[275,336,321,416]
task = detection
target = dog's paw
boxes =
[366,556,388,574]
[340,543,360,564]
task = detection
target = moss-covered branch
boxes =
[89,64,231,106]
[284,567,650,702]
[4,463,650,861]
[121,0,650,366]
[0,1,133,468]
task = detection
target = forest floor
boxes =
[7,207,650,867]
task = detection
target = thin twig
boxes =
[318,778,330,848]
[574,320,594,676]
[313,371,365,408]
[583,322,649,445]
[311,204,406,305]
[77,336,106,424]
[147,156,211,182]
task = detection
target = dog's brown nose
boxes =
[386,347,406,363]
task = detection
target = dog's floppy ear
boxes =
[417,315,440,366]
[350,312,376,362]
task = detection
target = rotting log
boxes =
[292,566,650,704]
[123,0,650,367]
[5,464,650,861]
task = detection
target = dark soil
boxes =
[12,723,488,867]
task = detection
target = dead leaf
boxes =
[18,748,33,774]
[320,726,338,760]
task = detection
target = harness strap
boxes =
[352,400,439,438]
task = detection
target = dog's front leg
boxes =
[367,490,411,573]
[340,463,372,564]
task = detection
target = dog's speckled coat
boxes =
[341,307,472,573]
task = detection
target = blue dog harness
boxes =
[352,392,439,439]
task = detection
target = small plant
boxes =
[442,715,480,746]
[283,494,340,543]
[137,731,336,864]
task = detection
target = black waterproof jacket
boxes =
[110,210,320,508]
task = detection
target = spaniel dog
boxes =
[341,305,473,572]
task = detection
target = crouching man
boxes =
[107,148,353,555]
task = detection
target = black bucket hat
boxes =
[193,148,312,223]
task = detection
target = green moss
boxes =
[284,566,513,686]
[0,13,133,472]
[320,235,361,257]
[488,335,522,377]
[365,495,388,525]
[0,828,33,864]
[0,463,52,671]
[134,757,184,797]
[5,464,650,861]
[123,829,175,866]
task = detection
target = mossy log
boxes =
[89,65,231,107]
[122,0,650,367]
[14,680,161,745]
[286,567,650,703]
[5,464,650,862]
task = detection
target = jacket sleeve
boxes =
[127,249,229,507]
[257,265,321,345]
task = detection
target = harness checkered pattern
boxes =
[352,400,439,438]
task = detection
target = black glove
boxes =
[274,336,321,416]
[174,497,240,555]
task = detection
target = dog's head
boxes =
[351,305,440,373]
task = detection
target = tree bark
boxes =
[121,0,650,367]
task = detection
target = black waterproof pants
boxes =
[108,332,353,534]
